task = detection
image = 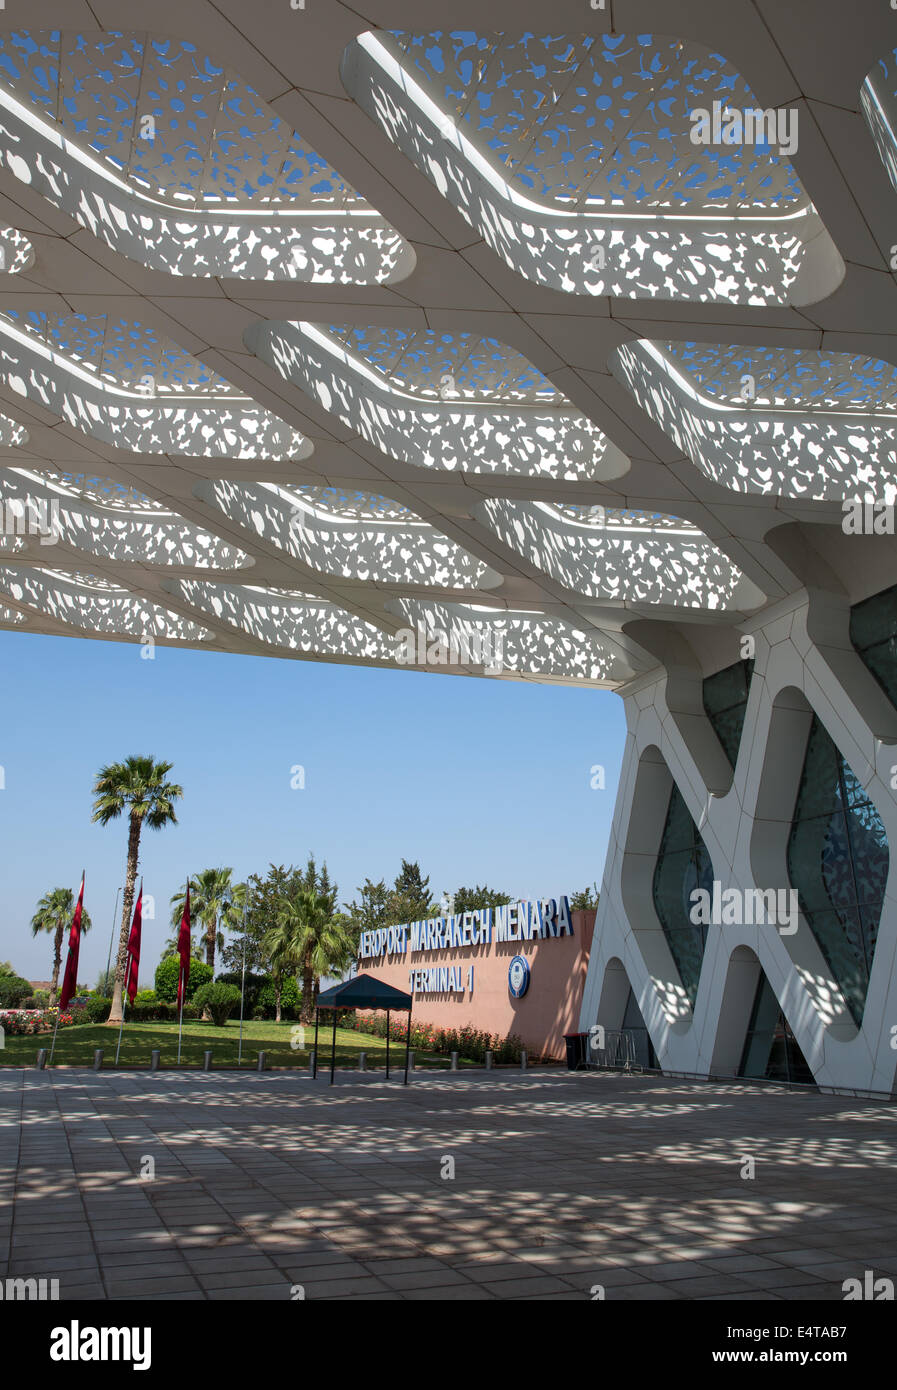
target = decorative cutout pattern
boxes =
[0,470,251,569]
[175,579,396,659]
[201,480,496,588]
[252,321,615,480]
[392,597,630,682]
[0,30,412,282]
[0,314,310,460]
[386,31,801,210]
[0,564,211,639]
[343,31,841,304]
[479,498,758,610]
[326,326,562,402]
[614,340,897,501]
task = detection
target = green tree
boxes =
[221,863,305,975]
[92,756,183,1024]
[388,859,433,924]
[30,886,92,1006]
[570,885,600,911]
[169,867,247,971]
[154,955,213,1002]
[261,914,302,1025]
[343,878,390,957]
[450,885,512,914]
[297,855,338,1000]
[270,887,355,1024]
[192,981,241,1026]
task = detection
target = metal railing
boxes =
[587,1029,640,1071]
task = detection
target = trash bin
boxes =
[564,1032,589,1070]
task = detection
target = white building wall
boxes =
[579,587,897,1095]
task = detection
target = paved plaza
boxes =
[1,1068,896,1302]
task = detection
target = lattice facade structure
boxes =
[1,4,896,1092]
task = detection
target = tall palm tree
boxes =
[31,887,92,1006]
[92,756,182,1024]
[261,916,303,1024]
[270,887,355,1024]
[169,868,247,970]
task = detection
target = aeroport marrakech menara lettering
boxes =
[357,897,573,998]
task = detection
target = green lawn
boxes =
[0,1019,478,1069]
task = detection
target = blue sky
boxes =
[0,630,625,986]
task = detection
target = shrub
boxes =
[192,982,241,1026]
[154,956,213,1002]
[130,1000,187,1021]
[0,973,33,1008]
[351,1012,527,1064]
[85,996,112,1023]
[215,971,268,1015]
[0,1009,74,1036]
[133,989,157,1005]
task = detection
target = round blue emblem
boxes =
[508,955,530,998]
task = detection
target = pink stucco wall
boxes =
[361,909,595,1061]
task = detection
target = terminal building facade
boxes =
[1,8,897,1093]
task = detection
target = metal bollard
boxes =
[407,1050,415,1071]
[93,1049,103,1071]
[485,1050,493,1070]
[203,1051,213,1072]
[309,1048,316,1075]
[36,1049,47,1070]
[150,1050,161,1072]
[521,1050,528,1071]
[358,1051,366,1072]
[257,1051,267,1072]
[450,1051,458,1071]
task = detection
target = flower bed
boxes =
[0,1008,75,1036]
[347,1011,528,1063]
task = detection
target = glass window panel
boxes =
[652,784,714,1008]
[851,583,897,707]
[789,813,854,912]
[788,714,888,1028]
[792,720,843,820]
[702,659,753,769]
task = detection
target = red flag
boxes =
[176,883,191,1012]
[59,874,85,1012]
[125,884,143,1006]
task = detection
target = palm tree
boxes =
[269,887,355,1024]
[160,925,199,959]
[31,887,92,1006]
[169,868,247,971]
[261,916,303,1024]
[92,756,182,1024]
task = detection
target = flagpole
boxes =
[176,879,191,1066]
[50,868,85,1066]
[115,999,126,1066]
[48,1007,62,1065]
[116,879,142,1069]
[238,913,247,1067]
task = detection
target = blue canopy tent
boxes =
[313,973,413,1085]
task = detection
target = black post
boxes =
[403,1003,412,1086]
[312,1008,319,1079]
[329,1009,337,1086]
[385,1008,390,1080]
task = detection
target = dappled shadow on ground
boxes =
[1,1070,895,1300]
